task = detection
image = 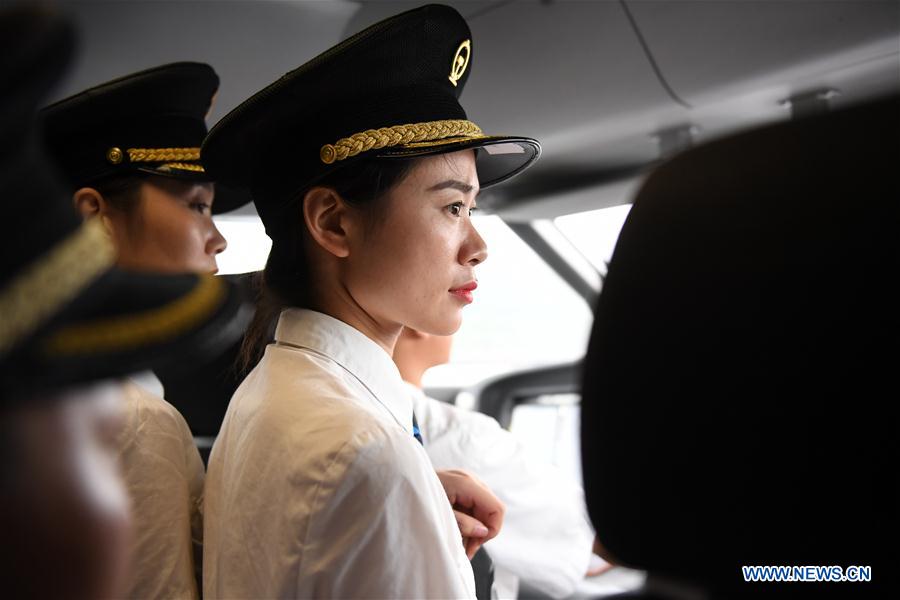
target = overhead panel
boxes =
[464,1,685,175]
[52,0,361,123]
[624,0,900,127]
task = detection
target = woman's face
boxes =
[345,150,487,336]
[110,180,227,274]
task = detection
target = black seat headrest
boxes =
[581,95,898,597]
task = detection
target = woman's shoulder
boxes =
[250,381,407,458]
[121,379,192,438]
[234,345,397,426]
[253,341,361,398]
[221,348,409,455]
[117,380,201,476]
[215,380,424,503]
[309,418,435,509]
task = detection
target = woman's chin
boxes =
[410,314,462,337]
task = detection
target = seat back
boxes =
[580,95,898,598]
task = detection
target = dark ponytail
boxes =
[237,157,417,373]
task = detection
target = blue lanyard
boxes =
[412,411,423,445]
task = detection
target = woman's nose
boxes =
[208,222,227,256]
[461,219,487,266]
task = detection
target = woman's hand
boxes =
[436,469,505,559]
[586,537,617,576]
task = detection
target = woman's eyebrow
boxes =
[427,180,477,195]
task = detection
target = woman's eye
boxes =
[448,202,478,217]
[447,202,479,218]
[190,202,212,215]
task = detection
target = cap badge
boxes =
[448,39,471,87]
[106,147,124,164]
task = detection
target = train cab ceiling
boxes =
[52,1,899,219]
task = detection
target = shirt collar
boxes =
[274,308,414,436]
[129,370,164,397]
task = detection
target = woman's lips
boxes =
[449,281,477,304]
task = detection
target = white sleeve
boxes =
[414,393,596,598]
[301,431,476,599]
[118,384,202,600]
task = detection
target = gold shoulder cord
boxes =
[0,219,115,356]
[44,273,224,356]
[320,119,484,164]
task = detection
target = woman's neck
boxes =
[309,286,402,358]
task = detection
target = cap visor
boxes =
[212,182,254,215]
[376,135,541,188]
[133,166,253,214]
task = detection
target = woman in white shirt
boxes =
[41,62,249,600]
[200,4,540,599]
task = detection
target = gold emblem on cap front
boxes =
[106,147,124,164]
[448,40,471,87]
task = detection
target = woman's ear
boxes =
[72,187,105,220]
[302,186,352,259]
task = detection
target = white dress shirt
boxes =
[409,383,596,599]
[118,374,204,600]
[204,309,476,599]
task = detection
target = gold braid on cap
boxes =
[0,219,115,356]
[157,162,206,173]
[320,119,484,164]
[127,147,201,163]
[43,274,225,356]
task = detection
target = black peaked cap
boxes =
[41,62,249,214]
[203,3,540,229]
